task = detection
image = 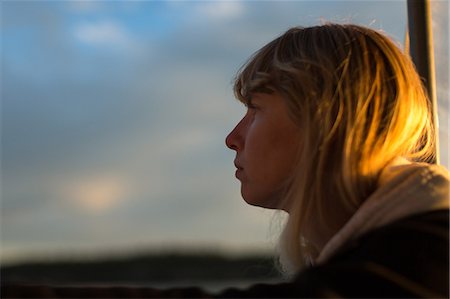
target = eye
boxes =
[246,105,260,120]
[247,103,258,110]
[246,99,260,111]
[245,97,262,117]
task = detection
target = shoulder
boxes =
[300,210,449,298]
[333,208,449,262]
[218,210,449,298]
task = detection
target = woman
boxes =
[3,23,449,298]
[222,23,449,297]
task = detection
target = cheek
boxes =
[240,142,299,210]
[246,121,301,185]
[267,135,300,183]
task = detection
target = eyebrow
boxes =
[254,86,275,94]
[246,86,275,102]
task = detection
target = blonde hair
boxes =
[233,24,435,275]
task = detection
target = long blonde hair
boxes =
[234,24,435,275]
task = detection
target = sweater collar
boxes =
[316,157,450,264]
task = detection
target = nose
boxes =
[225,127,239,151]
[225,118,244,151]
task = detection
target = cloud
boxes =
[73,20,134,48]
[67,1,103,13]
[196,1,245,20]
[59,175,131,213]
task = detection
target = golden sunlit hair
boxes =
[234,24,435,275]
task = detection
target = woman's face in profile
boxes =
[226,92,302,211]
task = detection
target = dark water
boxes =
[146,278,284,293]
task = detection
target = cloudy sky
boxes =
[1,0,448,264]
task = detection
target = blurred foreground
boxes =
[1,251,282,292]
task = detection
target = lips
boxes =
[234,160,244,179]
[235,168,243,179]
[234,160,244,170]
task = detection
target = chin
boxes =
[245,200,279,210]
[241,191,284,210]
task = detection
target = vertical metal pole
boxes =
[407,0,439,164]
